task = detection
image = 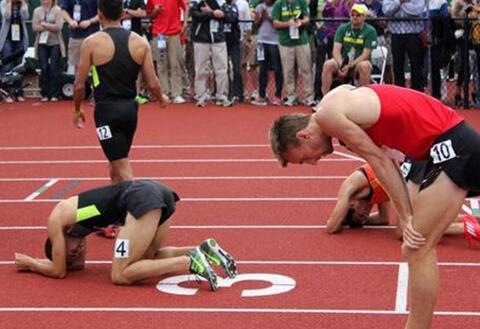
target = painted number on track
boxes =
[156,273,296,297]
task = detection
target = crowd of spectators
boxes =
[1,0,480,107]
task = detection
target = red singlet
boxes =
[366,85,463,160]
[360,164,389,204]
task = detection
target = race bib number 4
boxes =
[430,140,456,164]
[114,239,130,258]
[96,125,112,140]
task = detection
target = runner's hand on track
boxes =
[158,94,169,108]
[73,109,86,128]
[402,217,426,249]
[14,253,34,272]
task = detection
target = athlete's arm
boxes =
[366,201,392,226]
[139,39,168,108]
[73,36,94,128]
[326,171,366,234]
[315,91,425,248]
[14,219,68,278]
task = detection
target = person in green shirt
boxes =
[321,3,377,97]
[271,0,315,106]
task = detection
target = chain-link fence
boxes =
[14,14,480,108]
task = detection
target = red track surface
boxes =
[1,101,480,328]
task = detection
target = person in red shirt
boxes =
[269,84,480,329]
[146,0,188,104]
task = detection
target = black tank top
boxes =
[92,28,140,101]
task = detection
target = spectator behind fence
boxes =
[61,0,99,74]
[272,0,315,106]
[190,0,236,107]
[311,0,329,101]
[251,0,283,106]
[322,0,350,56]
[121,0,146,36]
[32,0,65,102]
[120,0,147,104]
[382,0,425,91]
[225,0,251,103]
[321,4,377,96]
[452,0,480,106]
[0,0,29,103]
[427,0,453,100]
[146,0,188,104]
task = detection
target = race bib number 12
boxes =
[96,125,112,140]
[430,140,456,164]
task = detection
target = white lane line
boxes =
[24,179,58,201]
[0,143,342,150]
[0,158,356,164]
[0,197,339,203]
[395,263,409,313]
[333,151,366,162]
[0,175,349,182]
[2,260,480,266]
[0,225,397,230]
[0,307,478,316]
[0,144,270,150]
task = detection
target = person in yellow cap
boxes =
[320,3,377,97]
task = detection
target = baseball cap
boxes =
[351,4,367,15]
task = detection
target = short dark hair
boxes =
[343,208,364,229]
[98,0,123,21]
[269,114,310,167]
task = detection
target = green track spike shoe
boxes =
[187,247,218,291]
[200,239,238,279]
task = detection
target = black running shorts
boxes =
[419,121,480,196]
[94,99,138,161]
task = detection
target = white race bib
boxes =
[400,162,412,179]
[114,239,129,258]
[430,140,456,164]
[96,125,112,141]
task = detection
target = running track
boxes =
[1,101,480,329]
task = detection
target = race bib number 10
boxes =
[430,140,456,164]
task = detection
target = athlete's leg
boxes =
[141,219,195,260]
[402,172,467,329]
[110,211,190,285]
[109,158,133,184]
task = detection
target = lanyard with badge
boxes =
[122,0,132,30]
[73,0,82,22]
[287,1,299,40]
[39,9,51,45]
[10,2,22,42]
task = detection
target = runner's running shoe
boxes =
[200,239,238,278]
[187,247,218,291]
[463,214,480,247]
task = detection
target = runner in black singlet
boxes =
[14,179,238,291]
[72,0,169,183]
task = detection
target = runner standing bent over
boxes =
[269,84,480,329]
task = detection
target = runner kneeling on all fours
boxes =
[14,179,237,291]
[327,161,480,242]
